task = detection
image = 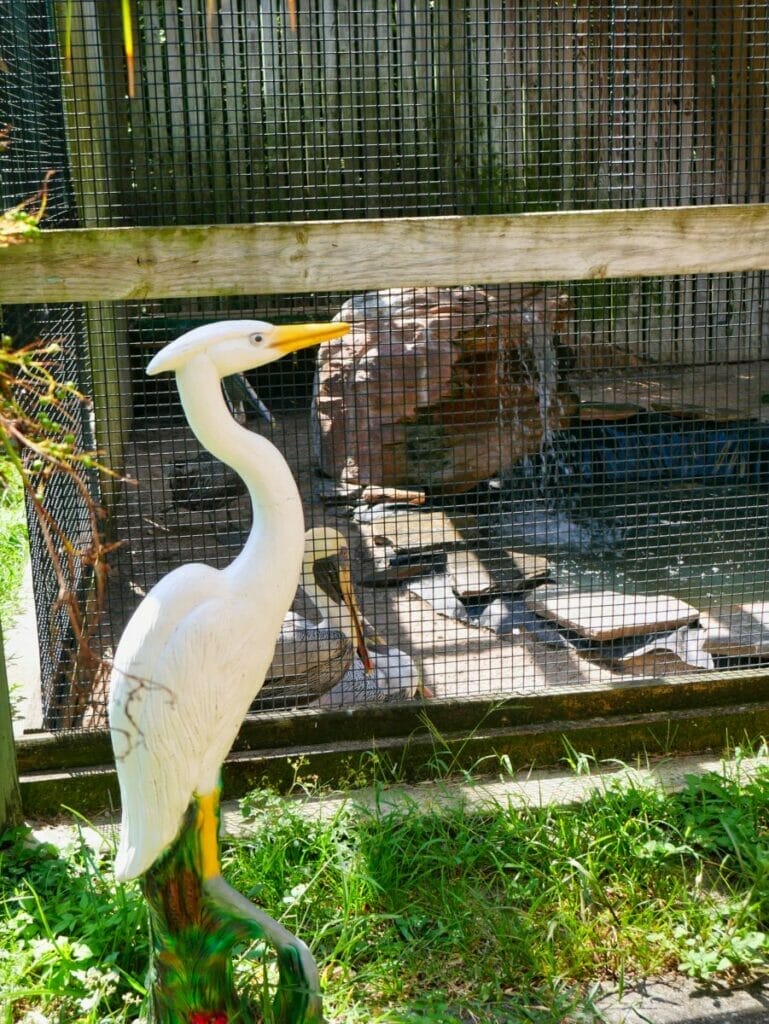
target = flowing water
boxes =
[551,482,769,609]
[486,414,769,611]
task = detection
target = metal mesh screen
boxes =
[40,0,769,223]
[4,1,769,730]
[0,0,98,726]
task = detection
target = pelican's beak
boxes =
[271,322,349,355]
[337,562,375,673]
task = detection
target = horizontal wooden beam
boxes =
[3,204,769,304]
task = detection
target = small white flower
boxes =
[282,881,309,906]
[76,990,101,1013]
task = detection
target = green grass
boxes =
[3,755,769,1022]
[0,459,28,629]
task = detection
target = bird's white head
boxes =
[305,525,348,561]
[146,319,349,378]
[302,527,375,672]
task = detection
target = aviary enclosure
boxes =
[4,1,769,810]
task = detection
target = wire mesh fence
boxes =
[3,1,769,733]
[30,0,769,223]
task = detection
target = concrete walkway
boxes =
[229,749,769,827]
[30,748,769,849]
[595,978,769,1023]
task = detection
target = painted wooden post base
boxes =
[140,801,323,1024]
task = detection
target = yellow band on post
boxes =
[196,790,222,880]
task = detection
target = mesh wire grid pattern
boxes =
[2,2,769,730]
[0,0,98,727]
[9,0,769,226]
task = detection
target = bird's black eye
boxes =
[250,333,263,346]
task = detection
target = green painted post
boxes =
[0,621,23,830]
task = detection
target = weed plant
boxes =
[3,755,769,1022]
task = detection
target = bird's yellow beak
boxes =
[271,322,349,354]
[337,563,375,673]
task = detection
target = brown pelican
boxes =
[252,527,374,710]
[301,527,427,706]
[255,527,427,709]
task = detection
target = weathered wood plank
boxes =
[573,358,769,423]
[526,586,700,642]
[4,204,769,304]
[702,603,769,657]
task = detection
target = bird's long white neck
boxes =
[176,354,305,591]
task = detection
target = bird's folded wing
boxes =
[266,627,350,678]
[250,627,354,710]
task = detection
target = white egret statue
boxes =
[108,318,348,1024]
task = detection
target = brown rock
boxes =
[313,286,577,493]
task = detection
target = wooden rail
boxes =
[4,204,769,304]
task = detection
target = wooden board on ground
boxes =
[446,549,499,599]
[445,547,551,597]
[356,508,466,583]
[398,586,617,695]
[356,508,465,553]
[612,626,713,676]
[702,603,769,656]
[506,550,552,587]
[617,650,703,678]
[525,586,700,641]
[359,486,425,505]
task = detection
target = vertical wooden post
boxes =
[53,0,133,513]
[434,1,471,209]
[0,622,23,831]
